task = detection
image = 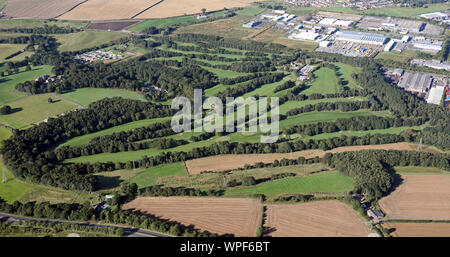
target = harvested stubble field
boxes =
[379,174,450,220]
[382,222,450,237]
[122,197,262,236]
[185,143,436,174]
[3,0,86,19]
[59,0,157,20]
[264,200,372,237]
[135,0,264,19]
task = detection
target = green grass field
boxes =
[279,97,366,115]
[334,63,361,89]
[302,67,340,95]
[364,3,450,18]
[224,171,353,197]
[0,127,11,146]
[300,124,428,140]
[55,31,128,52]
[0,65,53,105]
[0,44,26,62]
[130,162,187,189]
[201,66,247,78]
[0,93,76,129]
[0,161,34,203]
[0,19,88,29]
[129,16,196,31]
[58,117,171,148]
[394,166,448,174]
[62,88,147,107]
[156,163,328,189]
[280,110,389,129]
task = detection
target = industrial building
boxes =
[318,17,353,27]
[426,86,445,105]
[397,72,433,96]
[420,12,449,21]
[288,32,320,41]
[412,37,443,52]
[411,59,450,71]
[384,39,396,52]
[335,31,388,45]
[381,18,425,33]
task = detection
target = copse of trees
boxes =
[0,24,81,34]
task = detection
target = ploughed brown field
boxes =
[3,0,86,19]
[264,201,372,237]
[58,0,157,20]
[185,143,437,174]
[379,174,450,220]
[86,21,141,31]
[135,0,264,19]
[122,197,262,236]
[383,222,450,237]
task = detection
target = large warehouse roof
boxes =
[336,31,388,45]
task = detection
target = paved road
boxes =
[0,213,170,237]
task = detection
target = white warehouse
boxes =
[336,31,388,46]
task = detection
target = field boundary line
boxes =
[130,0,165,19]
[54,0,89,19]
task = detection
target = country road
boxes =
[0,212,171,237]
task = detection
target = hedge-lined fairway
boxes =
[224,172,354,197]
[129,16,196,31]
[334,63,361,89]
[0,65,53,105]
[62,88,146,107]
[58,117,171,148]
[130,162,187,189]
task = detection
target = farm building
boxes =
[367,209,385,221]
[335,31,388,45]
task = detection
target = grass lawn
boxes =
[55,31,128,52]
[300,124,428,140]
[364,3,450,18]
[201,66,247,78]
[0,19,88,29]
[62,88,147,107]
[0,65,53,105]
[0,161,34,203]
[129,16,196,31]
[158,163,328,189]
[224,171,353,197]
[280,110,389,129]
[375,50,421,64]
[236,7,266,16]
[334,63,361,89]
[279,97,366,115]
[394,166,448,174]
[95,169,143,191]
[302,67,340,95]
[0,44,26,62]
[0,127,11,146]
[130,162,187,189]
[0,93,76,129]
[243,78,288,98]
[64,135,222,164]
[58,117,171,148]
